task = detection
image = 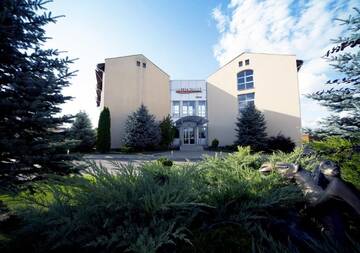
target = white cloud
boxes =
[212,5,228,33]
[211,0,356,129]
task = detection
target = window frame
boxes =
[197,101,206,118]
[182,101,196,116]
[238,93,255,111]
[172,101,180,118]
[237,69,254,91]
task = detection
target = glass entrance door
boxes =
[183,127,195,144]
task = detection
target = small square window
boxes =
[239,61,243,67]
[136,61,140,66]
[245,59,250,65]
[142,62,146,68]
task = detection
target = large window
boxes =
[238,93,255,111]
[172,101,180,118]
[182,101,195,116]
[197,101,206,117]
[237,69,254,90]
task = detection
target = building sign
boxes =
[175,88,202,94]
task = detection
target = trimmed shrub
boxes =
[267,134,296,153]
[157,157,173,167]
[96,107,111,153]
[211,139,219,149]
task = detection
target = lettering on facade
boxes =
[175,88,202,94]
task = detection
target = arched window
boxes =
[237,69,254,90]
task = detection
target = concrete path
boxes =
[85,150,227,163]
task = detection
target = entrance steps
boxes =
[180,145,204,151]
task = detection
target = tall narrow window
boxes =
[238,93,255,111]
[237,69,254,90]
[172,101,180,118]
[198,101,206,117]
[182,101,195,116]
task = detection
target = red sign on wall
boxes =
[175,88,202,94]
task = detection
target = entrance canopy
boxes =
[175,116,208,128]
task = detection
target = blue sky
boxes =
[44,0,356,128]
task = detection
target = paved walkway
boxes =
[84,150,227,164]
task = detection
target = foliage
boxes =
[267,134,296,153]
[1,147,359,252]
[96,107,111,153]
[123,105,161,151]
[310,136,360,189]
[211,139,219,149]
[235,103,267,151]
[157,157,173,167]
[0,0,79,187]
[159,115,176,149]
[307,9,360,140]
[69,111,96,152]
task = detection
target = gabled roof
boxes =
[207,52,303,79]
[105,54,169,77]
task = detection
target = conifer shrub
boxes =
[159,115,176,149]
[123,105,161,151]
[69,111,96,152]
[310,136,360,189]
[235,103,267,152]
[267,134,296,153]
[96,107,111,153]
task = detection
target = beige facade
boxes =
[207,52,302,146]
[97,55,170,148]
[96,52,302,149]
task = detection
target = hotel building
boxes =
[95,53,302,149]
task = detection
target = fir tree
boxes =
[307,8,360,140]
[96,107,111,153]
[235,104,267,151]
[159,115,176,149]
[123,105,161,150]
[0,0,78,187]
[69,112,96,152]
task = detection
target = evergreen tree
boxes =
[123,105,161,150]
[96,107,111,153]
[307,9,360,140]
[0,0,78,187]
[159,115,176,149]
[235,104,267,151]
[69,112,96,152]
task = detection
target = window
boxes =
[182,101,195,116]
[245,59,250,65]
[239,61,243,67]
[197,101,206,117]
[238,93,255,111]
[172,101,180,118]
[142,62,146,68]
[136,61,140,66]
[199,127,206,139]
[237,69,254,90]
